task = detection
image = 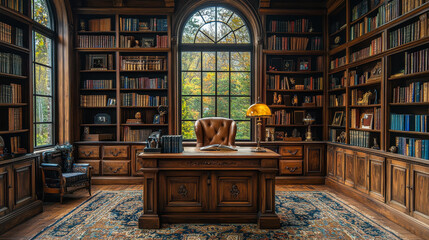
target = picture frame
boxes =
[293,110,305,125]
[361,113,373,129]
[90,55,107,70]
[141,37,155,48]
[332,111,343,126]
[269,58,283,71]
[94,113,111,124]
[298,57,311,71]
[274,131,285,141]
[153,114,160,124]
[283,60,295,71]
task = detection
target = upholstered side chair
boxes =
[194,117,237,147]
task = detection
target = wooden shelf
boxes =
[80,106,117,109]
[267,71,323,75]
[266,31,323,35]
[349,1,385,26]
[80,70,116,73]
[0,41,29,54]
[266,89,323,93]
[349,128,381,133]
[76,48,171,53]
[328,106,346,109]
[80,124,117,127]
[266,124,323,127]
[121,124,168,127]
[329,27,346,37]
[389,130,429,136]
[328,87,347,93]
[390,102,429,106]
[120,106,159,109]
[263,50,324,55]
[0,72,27,79]
[349,104,381,108]
[77,31,116,34]
[120,70,168,73]
[348,80,381,89]
[0,103,27,107]
[388,70,429,81]
[120,88,167,91]
[119,31,168,34]
[269,105,323,109]
[80,88,116,91]
[0,129,29,134]
[329,125,346,128]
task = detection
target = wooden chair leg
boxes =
[88,184,92,196]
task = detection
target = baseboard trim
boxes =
[326,178,429,239]
[0,200,43,235]
[275,176,325,185]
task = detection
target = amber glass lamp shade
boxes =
[246,103,272,118]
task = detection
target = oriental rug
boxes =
[32,191,401,239]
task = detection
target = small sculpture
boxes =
[292,128,300,138]
[277,94,282,105]
[389,146,398,153]
[270,128,275,141]
[265,128,270,141]
[133,39,140,48]
[357,91,373,105]
[83,127,90,136]
[273,92,278,105]
[292,95,299,106]
[336,131,346,143]
[135,112,142,120]
[372,138,380,150]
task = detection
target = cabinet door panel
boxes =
[159,171,207,212]
[212,171,257,212]
[335,149,345,183]
[304,145,325,176]
[387,159,409,213]
[13,160,36,210]
[368,155,385,202]
[0,166,12,217]
[355,152,368,193]
[327,146,336,179]
[410,164,429,225]
[344,150,355,187]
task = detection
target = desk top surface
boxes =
[138,147,280,159]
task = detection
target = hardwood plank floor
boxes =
[0,185,422,240]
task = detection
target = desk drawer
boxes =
[102,161,130,176]
[279,160,303,175]
[78,146,100,159]
[279,146,303,158]
[103,146,129,159]
[78,160,100,175]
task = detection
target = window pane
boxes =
[35,64,52,95]
[34,32,52,66]
[182,72,201,95]
[217,22,234,43]
[182,13,205,43]
[202,52,216,71]
[217,72,229,95]
[235,27,251,44]
[217,52,229,71]
[200,7,216,22]
[203,72,215,95]
[35,96,52,122]
[231,97,250,120]
[182,52,201,71]
[231,72,250,95]
[217,97,229,118]
[182,97,201,120]
[217,7,234,23]
[182,121,196,140]
[231,52,251,71]
[218,32,235,44]
[35,123,53,146]
[203,96,215,117]
[229,13,245,30]
[196,31,214,43]
[236,121,251,140]
[32,0,51,29]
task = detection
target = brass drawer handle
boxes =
[286,150,299,155]
[285,166,299,172]
[110,150,122,157]
[81,151,93,157]
[109,166,122,173]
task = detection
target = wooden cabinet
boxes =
[131,145,146,176]
[279,146,303,158]
[304,145,325,176]
[77,145,100,159]
[327,145,335,179]
[368,155,385,202]
[335,148,345,182]
[279,160,303,175]
[344,150,355,187]
[78,160,101,175]
[410,164,429,225]
[354,152,367,193]
[0,154,43,234]
[387,159,410,214]
[103,145,129,159]
[102,161,130,176]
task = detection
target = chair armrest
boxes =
[41,163,61,168]
[72,163,92,178]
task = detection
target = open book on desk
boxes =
[199,144,238,151]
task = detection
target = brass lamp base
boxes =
[251,147,266,152]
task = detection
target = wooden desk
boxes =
[137,147,281,229]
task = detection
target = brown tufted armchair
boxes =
[195,117,237,148]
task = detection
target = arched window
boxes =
[32,0,55,148]
[180,6,253,140]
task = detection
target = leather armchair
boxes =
[195,117,237,147]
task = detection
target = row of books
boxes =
[303,95,323,106]
[350,0,400,40]
[10,136,22,154]
[267,75,322,90]
[80,95,116,107]
[84,54,114,70]
[404,48,429,75]
[402,0,428,15]
[350,108,381,130]
[392,81,429,103]
[309,37,323,51]
[120,56,167,71]
[0,0,24,13]
[267,110,292,125]
[303,77,323,90]
[329,72,347,89]
[161,135,184,153]
[8,107,22,130]
[119,35,168,48]
[0,83,21,103]
[83,80,114,89]
[391,113,428,132]
[390,13,428,49]
[349,130,372,148]
[395,137,429,159]
[350,36,382,62]
[0,22,23,47]
[120,17,168,32]
[77,35,116,48]
[84,18,112,32]
[329,93,346,107]
[349,69,381,86]
[351,0,381,21]
[120,76,167,89]
[0,52,22,76]
[374,107,382,130]
[330,56,346,70]
[123,127,151,142]
[120,93,167,107]
[268,18,314,33]
[267,36,322,51]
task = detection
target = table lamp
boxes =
[246,98,272,152]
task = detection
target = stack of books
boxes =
[83,80,113,89]
[8,107,22,130]
[0,83,21,103]
[121,76,167,89]
[77,35,116,48]
[391,113,428,132]
[120,56,166,71]
[389,13,428,49]
[0,52,22,75]
[268,18,312,32]
[404,48,429,75]
[350,36,382,62]
[395,137,429,159]
[120,17,167,32]
[120,93,167,107]
[86,18,112,31]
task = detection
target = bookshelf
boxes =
[261,10,326,142]
[327,0,429,160]
[74,9,172,142]
[0,1,31,154]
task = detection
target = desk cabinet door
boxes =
[12,160,36,210]
[410,164,429,225]
[0,166,12,217]
[211,171,257,213]
[344,150,355,187]
[368,155,385,202]
[304,145,325,176]
[327,146,336,179]
[335,148,345,183]
[159,171,207,213]
[354,152,368,193]
[387,159,409,214]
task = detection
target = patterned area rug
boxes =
[32,191,401,239]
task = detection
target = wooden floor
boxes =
[0,185,422,240]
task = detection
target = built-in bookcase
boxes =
[0,1,31,154]
[261,9,326,141]
[75,9,172,142]
[327,0,429,160]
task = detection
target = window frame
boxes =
[178,5,254,141]
[31,0,57,149]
